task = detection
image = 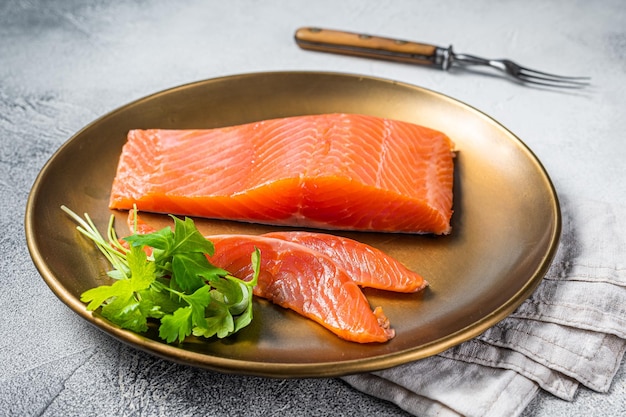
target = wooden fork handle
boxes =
[294,27,451,69]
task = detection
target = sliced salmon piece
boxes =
[109,113,455,234]
[207,234,395,343]
[118,212,395,343]
[262,231,427,293]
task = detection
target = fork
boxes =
[294,27,590,88]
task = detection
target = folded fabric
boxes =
[343,357,539,417]
[342,199,626,417]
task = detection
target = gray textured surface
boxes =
[2,0,625,415]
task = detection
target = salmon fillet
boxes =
[122,211,397,343]
[109,113,455,234]
[263,231,427,293]
[207,234,395,343]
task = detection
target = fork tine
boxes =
[517,74,591,88]
[519,67,591,80]
[517,76,590,88]
[517,67,591,88]
[517,73,591,88]
[451,54,590,87]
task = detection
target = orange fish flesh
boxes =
[109,113,455,234]
[121,212,396,343]
[263,231,427,293]
[207,234,395,343]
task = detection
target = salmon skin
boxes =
[109,113,455,234]
[263,231,428,293]
[207,234,395,343]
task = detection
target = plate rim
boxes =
[25,70,561,377]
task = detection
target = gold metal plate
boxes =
[25,71,560,378]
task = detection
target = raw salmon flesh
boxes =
[109,113,455,234]
[121,211,427,342]
[263,231,427,293]
[207,234,395,343]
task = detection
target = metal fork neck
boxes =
[450,53,493,68]
[437,48,493,71]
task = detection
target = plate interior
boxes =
[25,72,560,377]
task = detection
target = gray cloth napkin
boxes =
[342,198,626,417]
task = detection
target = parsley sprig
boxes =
[61,206,260,343]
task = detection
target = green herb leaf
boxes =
[171,252,209,292]
[137,287,183,317]
[159,306,193,343]
[65,206,261,345]
[227,280,252,316]
[185,285,213,328]
[80,246,154,309]
[192,301,233,339]
[211,276,244,307]
[80,245,156,332]
[170,216,216,255]
[101,292,148,333]
[125,226,174,252]
[126,245,157,288]
[171,252,229,293]
[160,286,212,343]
